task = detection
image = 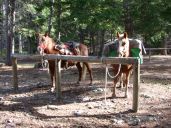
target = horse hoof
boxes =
[112,94,116,98]
[124,94,129,98]
[89,82,94,86]
[76,81,81,85]
[117,85,122,88]
[50,87,55,93]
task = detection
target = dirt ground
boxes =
[0,55,171,128]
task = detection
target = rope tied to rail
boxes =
[41,54,49,73]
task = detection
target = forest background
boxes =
[0,0,171,65]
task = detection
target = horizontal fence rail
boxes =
[11,54,140,112]
[43,54,138,64]
[11,54,42,60]
[11,54,138,64]
[145,48,171,61]
[146,48,171,50]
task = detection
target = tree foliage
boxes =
[0,0,171,63]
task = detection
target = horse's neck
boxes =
[45,43,59,54]
[48,49,59,54]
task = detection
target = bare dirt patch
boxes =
[0,56,171,128]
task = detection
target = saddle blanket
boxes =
[103,39,145,64]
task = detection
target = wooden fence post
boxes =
[132,58,140,112]
[82,63,87,81]
[149,48,151,61]
[12,57,18,91]
[55,59,61,100]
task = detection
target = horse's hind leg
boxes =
[124,71,131,98]
[48,61,55,92]
[83,62,93,85]
[76,62,82,84]
[118,73,123,88]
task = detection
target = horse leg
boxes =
[83,62,93,85]
[48,61,55,92]
[124,71,131,98]
[118,73,123,88]
[112,74,121,98]
[76,62,82,84]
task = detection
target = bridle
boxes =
[37,39,47,55]
[37,37,49,69]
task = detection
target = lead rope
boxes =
[105,65,108,104]
[106,64,121,79]
[104,63,121,104]
[41,53,49,73]
[41,50,46,68]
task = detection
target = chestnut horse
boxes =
[105,32,146,98]
[103,37,146,92]
[37,33,93,92]
[105,32,132,98]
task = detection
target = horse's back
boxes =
[129,38,146,55]
[102,40,119,57]
[78,43,89,56]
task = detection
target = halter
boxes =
[36,46,48,69]
[38,42,48,69]
[39,43,47,50]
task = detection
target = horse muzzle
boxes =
[37,46,44,55]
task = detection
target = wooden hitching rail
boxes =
[11,54,140,112]
[146,48,171,61]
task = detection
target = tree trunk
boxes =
[56,0,61,40]
[96,30,101,56]
[90,31,95,55]
[162,36,167,55]
[123,0,133,37]
[19,34,22,53]
[79,28,84,43]
[1,2,6,56]
[89,31,96,55]
[5,0,15,65]
[5,0,11,65]
[48,0,54,35]
[98,30,105,57]
[110,30,114,41]
[10,0,15,54]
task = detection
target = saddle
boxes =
[54,41,80,69]
[65,41,80,55]
[55,41,80,55]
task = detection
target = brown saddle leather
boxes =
[55,41,80,55]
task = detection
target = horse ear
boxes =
[35,32,40,37]
[116,32,120,38]
[35,33,44,38]
[42,36,46,40]
[44,32,49,37]
[124,32,128,38]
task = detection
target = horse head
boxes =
[116,32,130,57]
[36,32,57,55]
